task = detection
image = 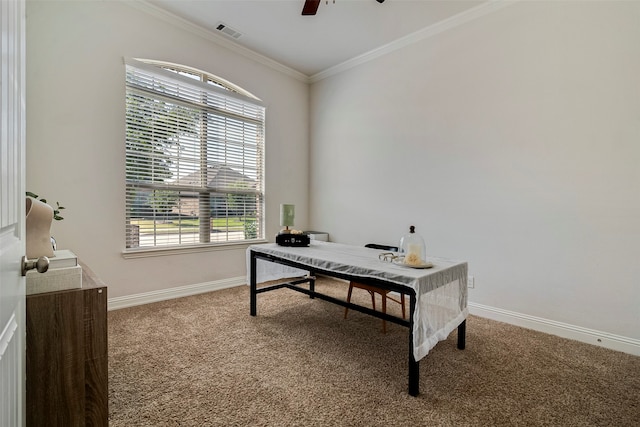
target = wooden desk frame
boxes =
[249,249,466,396]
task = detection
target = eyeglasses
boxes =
[378,252,400,263]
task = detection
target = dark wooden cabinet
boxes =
[26,264,108,427]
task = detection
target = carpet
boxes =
[108,277,639,426]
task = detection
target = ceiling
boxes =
[146,0,486,77]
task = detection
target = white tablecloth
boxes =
[247,240,468,361]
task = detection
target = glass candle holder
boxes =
[399,225,426,265]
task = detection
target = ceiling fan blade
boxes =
[302,0,320,15]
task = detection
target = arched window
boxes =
[124,58,264,252]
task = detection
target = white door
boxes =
[0,0,26,425]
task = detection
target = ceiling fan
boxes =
[302,0,385,16]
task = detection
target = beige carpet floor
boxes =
[108,277,639,426]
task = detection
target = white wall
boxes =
[26,1,309,298]
[26,0,639,344]
[309,1,640,340]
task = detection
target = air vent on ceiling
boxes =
[215,22,242,39]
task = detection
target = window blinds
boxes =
[124,58,265,249]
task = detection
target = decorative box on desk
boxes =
[305,231,329,242]
[276,231,310,247]
[25,249,82,295]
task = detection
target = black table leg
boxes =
[457,319,466,350]
[408,293,419,396]
[309,270,315,299]
[250,250,257,316]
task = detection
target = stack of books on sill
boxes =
[26,249,82,295]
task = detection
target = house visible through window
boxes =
[124,58,265,250]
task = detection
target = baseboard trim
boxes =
[469,302,640,356]
[107,276,246,311]
[108,280,639,357]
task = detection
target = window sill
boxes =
[121,239,268,259]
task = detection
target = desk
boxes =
[248,241,468,396]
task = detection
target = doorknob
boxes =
[21,256,49,276]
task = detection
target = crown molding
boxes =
[123,0,310,83]
[310,0,516,83]
[124,0,515,85]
